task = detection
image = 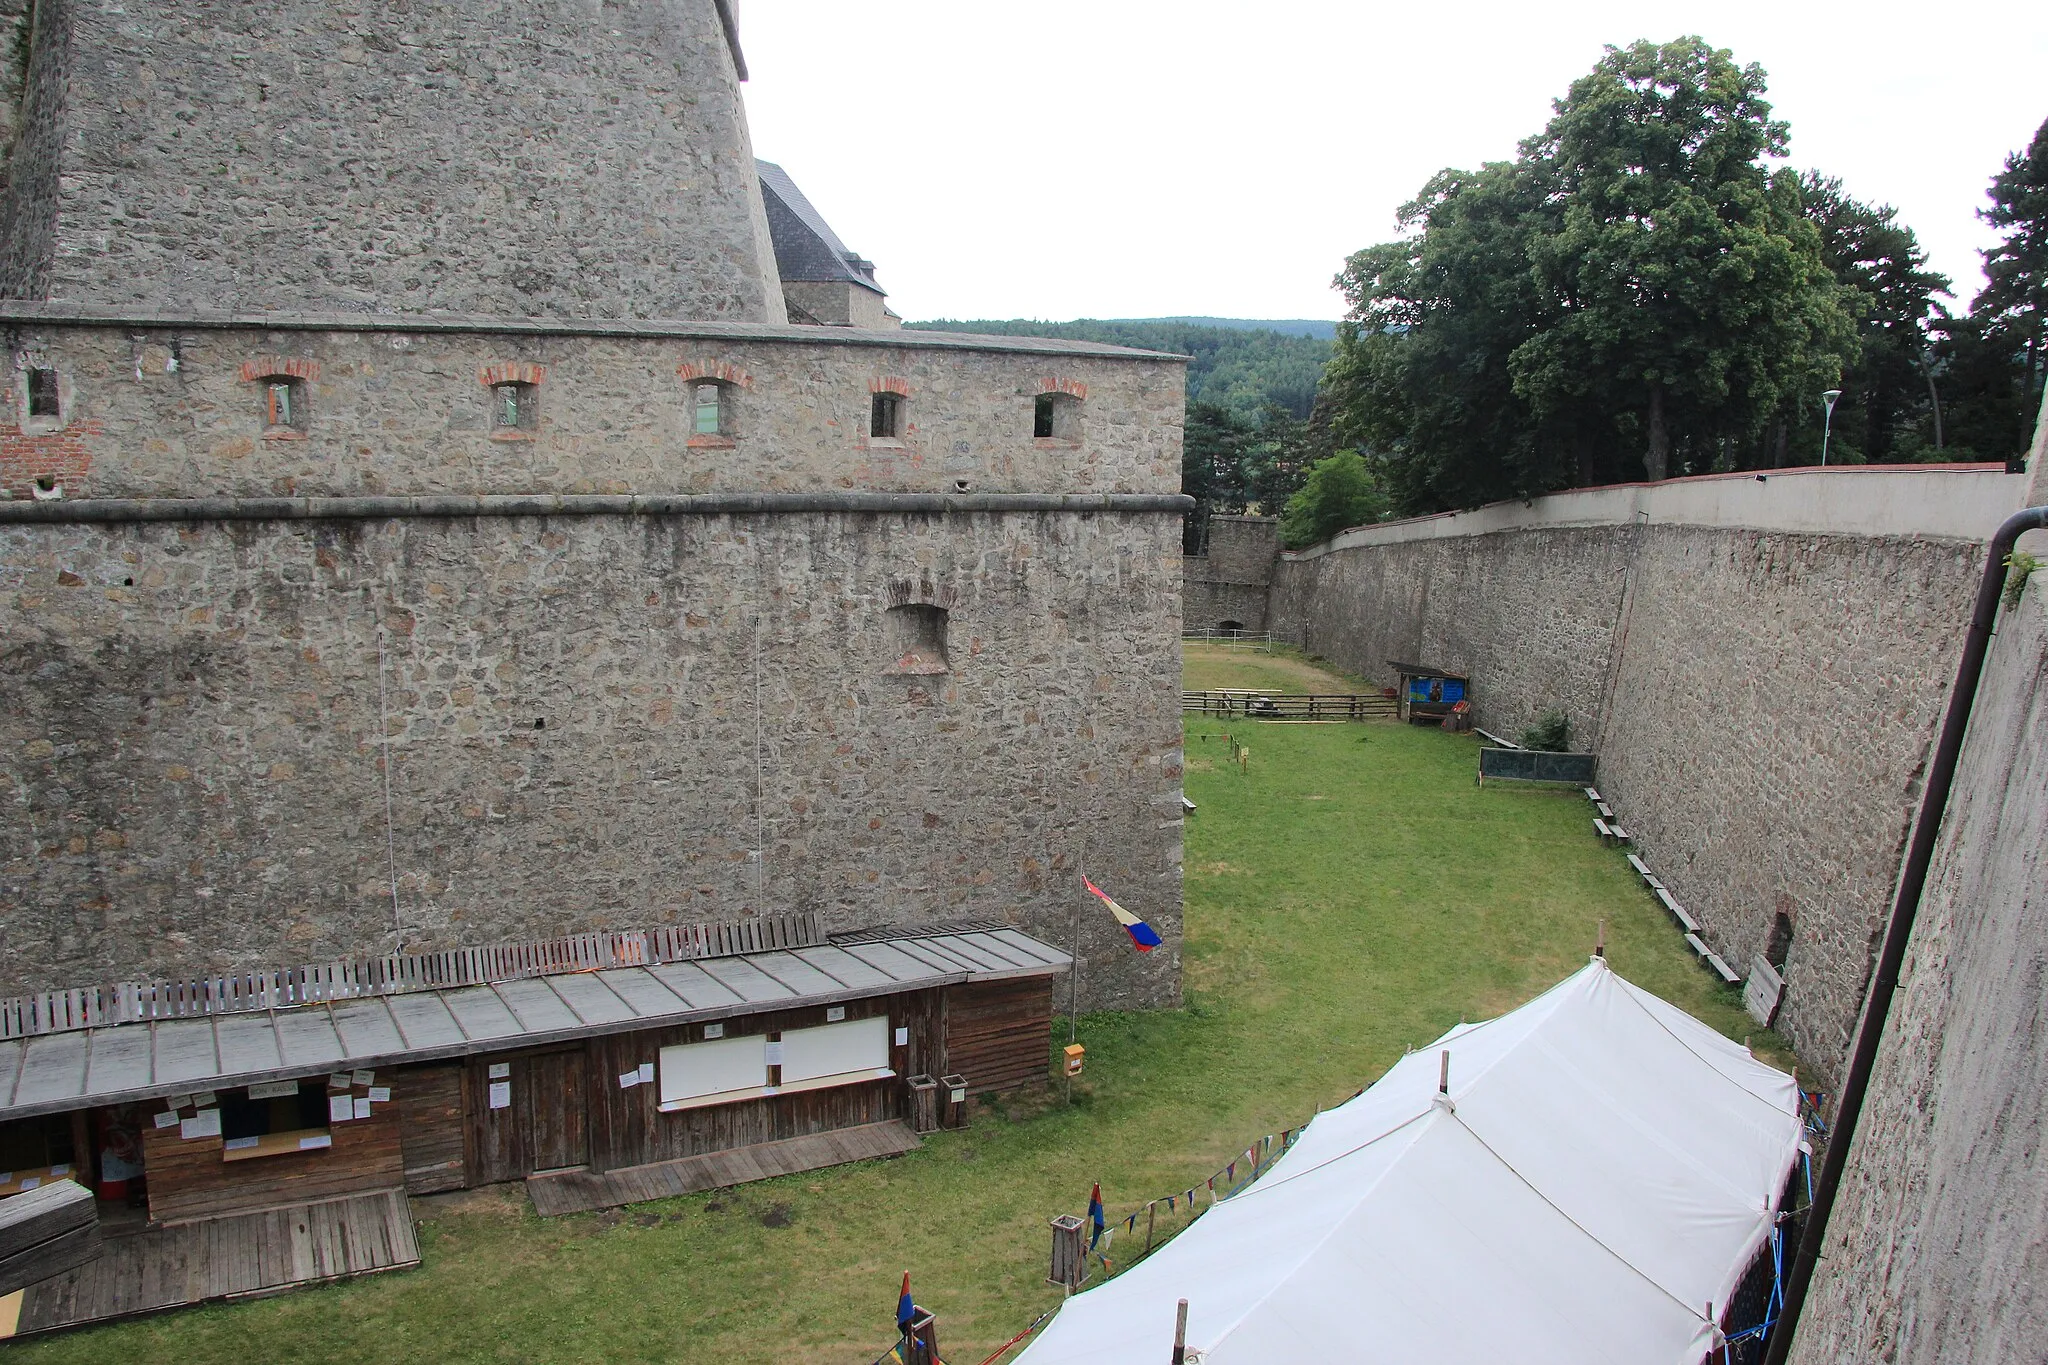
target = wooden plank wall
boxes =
[943,978,1055,1093]
[140,1090,403,1225]
[464,1046,590,1185]
[582,989,941,1174]
[394,1064,466,1195]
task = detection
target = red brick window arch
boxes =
[678,360,753,448]
[241,357,320,439]
[480,362,546,440]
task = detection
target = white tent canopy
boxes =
[1017,958,1801,1365]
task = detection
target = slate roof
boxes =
[0,929,1070,1120]
[757,160,887,297]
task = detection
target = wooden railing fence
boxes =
[0,912,821,1042]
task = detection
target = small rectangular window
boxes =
[268,382,294,428]
[261,375,309,433]
[1034,393,1056,439]
[871,392,901,439]
[496,384,522,428]
[26,368,59,419]
[694,384,723,436]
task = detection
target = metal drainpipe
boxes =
[1763,503,2048,1365]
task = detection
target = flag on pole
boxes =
[896,1271,915,1334]
[1085,877,1162,951]
[1088,1182,1106,1249]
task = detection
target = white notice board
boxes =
[780,1016,891,1087]
[659,1034,769,1108]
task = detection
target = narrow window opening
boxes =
[1035,390,1082,441]
[694,383,724,436]
[1766,911,1793,972]
[871,392,902,440]
[1033,393,1056,439]
[260,375,309,434]
[492,380,537,434]
[885,603,949,675]
[25,368,59,419]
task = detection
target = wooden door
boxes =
[526,1051,588,1173]
[466,1050,589,1185]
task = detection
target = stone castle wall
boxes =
[1270,467,2031,1081]
[0,316,1190,1012]
[0,507,1185,1009]
[0,0,786,321]
[0,319,1183,501]
[1183,515,1278,633]
[1788,540,2048,1364]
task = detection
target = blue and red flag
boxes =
[896,1271,914,1334]
[1085,878,1162,951]
[1088,1182,1105,1248]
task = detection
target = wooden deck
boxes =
[0,1189,418,1339]
[527,1120,922,1216]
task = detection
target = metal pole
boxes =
[1761,504,2048,1365]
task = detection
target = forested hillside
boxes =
[907,318,1328,421]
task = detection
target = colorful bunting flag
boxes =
[1088,1182,1105,1249]
[1084,877,1163,951]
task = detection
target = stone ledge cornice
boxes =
[0,491,1196,524]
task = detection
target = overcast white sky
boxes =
[739,1,2047,324]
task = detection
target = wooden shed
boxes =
[1386,661,1469,725]
[0,916,1068,1336]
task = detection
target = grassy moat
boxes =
[18,646,1791,1363]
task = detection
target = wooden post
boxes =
[1143,1202,1157,1255]
[1596,918,1607,959]
[907,1310,940,1365]
[1439,1050,1451,1095]
[1171,1298,1189,1364]
[1048,1214,1086,1289]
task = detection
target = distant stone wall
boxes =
[1270,467,2031,1081]
[0,0,786,320]
[0,508,1185,1010]
[1183,515,1279,633]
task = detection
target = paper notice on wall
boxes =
[17,1177,38,1190]
[224,1136,260,1152]
[488,1062,511,1080]
[48,1164,69,1176]
[763,1041,783,1066]
[330,1094,355,1123]
[168,1094,192,1110]
[826,1006,846,1022]
[154,1110,179,1129]
[702,1023,724,1040]
[248,1080,299,1100]
[894,1027,908,1047]
[368,1086,391,1103]
[353,1097,372,1120]
[618,1071,641,1089]
[191,1090,217,1108]
[352,1068,375,1087]
[328,1073,352,1090]
[298,1133,333,1151]
[637,1062,653,1084]
[488,1081,511,1110]
[180,1109,221,1140]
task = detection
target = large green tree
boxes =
[1941,117,2048,461]
[1330,38,1859,511]
[1796,173,1949,464]
[1280,450,1388,549]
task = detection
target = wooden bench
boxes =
[1606,824,1631,846]
[1584,787,1603,804]
[1626,854,1652,880]
[1705,954,1742,985]
[1593,817,1612,841]
[1596,801,1616,821]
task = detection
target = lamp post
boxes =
[1820,389,1843,466]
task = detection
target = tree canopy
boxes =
[1280,450,1387,549]
[1326,38,1864,512]
[1938,116,2048,461]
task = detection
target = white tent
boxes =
[1016,958,1802,1365]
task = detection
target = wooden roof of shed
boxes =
[0,930,1069,1122]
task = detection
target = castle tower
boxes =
[0,0,787,321]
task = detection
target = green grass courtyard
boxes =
[14,648,1791,1363]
